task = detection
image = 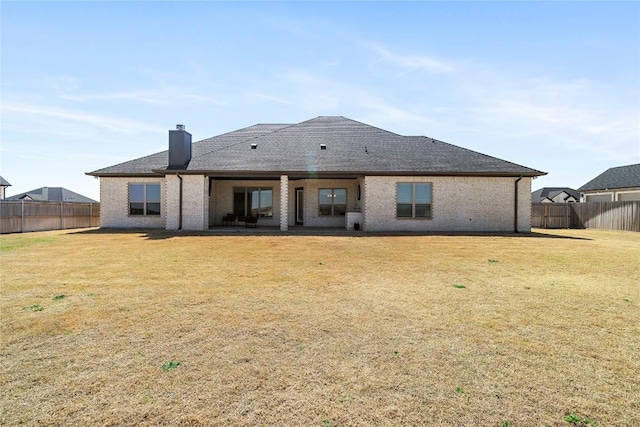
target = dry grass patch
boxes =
[1,228,638,426]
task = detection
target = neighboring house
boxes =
[531,187,579,203]
[0,176,11,200]
[5,187,98,203]
[87,116,545,232]
[578,164,640,202]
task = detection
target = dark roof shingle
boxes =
[531,187,579,203]
[5,187,97,203]
[88,116,545,177]
[578,164,640,191]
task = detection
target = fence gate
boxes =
[531,203,573,229]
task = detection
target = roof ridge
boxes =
[197,123,291,142]
[189,123,298,161]
[302,116,405,138]
[422,137,546,175]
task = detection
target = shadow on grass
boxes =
[66,227,593,241]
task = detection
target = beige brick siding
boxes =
[363,176,532,232]
[100,175,532,232]
[280,175,288,231]
[165,175,180,230]
[181,175,208,230]
[99,177,165,228]
[294,179,358,227]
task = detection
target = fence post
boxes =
[90,203,92,228]
[21,199,24,233]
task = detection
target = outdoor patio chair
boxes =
[244,214,259,228]
[222,213,236,226]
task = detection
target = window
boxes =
[129,183,161,216]
[319,188,346,216]
[233,187,273,217]
[396,183,432,218]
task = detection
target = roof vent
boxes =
[251,143,257,149]
[176,124,185,131]
[320,144,326,150]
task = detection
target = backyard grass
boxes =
[0,228,638,426]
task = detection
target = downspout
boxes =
[177,174,183,230]
[514,176,522,233]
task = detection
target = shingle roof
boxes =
[89,123,290,175]
[5,187,97,203]
[531,187,579,203]
[88,116,545,178]
[578,164,640,192]
[0,176,11,186]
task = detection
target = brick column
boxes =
[280,175,288,231]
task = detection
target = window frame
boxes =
[318,188,347,216]
[129,183,161,217]
[233,187,274,218]
[396,182,432,219]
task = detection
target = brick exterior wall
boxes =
[100,175,532,232]
[99,177,165,228]
[280,175,288,231]
[181,175,208,230]
[293,179,358,227]
[165,175,180,230]
[363,176,532,232]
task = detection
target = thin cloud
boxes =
[358,99,435,131]
[58,89,227,106]
[361,41,454,74]
[2,103,162,134]
[246,92,292,105]
[59,90,168,104]
[177,93,228,106]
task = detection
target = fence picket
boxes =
[1,201,100,234]
[532,202,640,232]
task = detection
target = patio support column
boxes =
[280,175,288,231]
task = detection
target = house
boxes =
[87,116,545,232]
[5,187,98,203]
[578,164,640,202]
[531,187,579,203]
[0,176,10,200]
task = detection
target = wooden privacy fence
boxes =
[532,201,640,232]
[0,200,100,234]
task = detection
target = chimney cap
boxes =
[176,124,185,131]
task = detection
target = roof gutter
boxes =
[514,176,523,233]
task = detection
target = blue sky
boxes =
[2,1,638,201]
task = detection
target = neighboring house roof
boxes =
[531,187,579,203]
[5,187,97,203]
[88,116,545,178]
[0,176,11,187]
[578,164,640,192]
